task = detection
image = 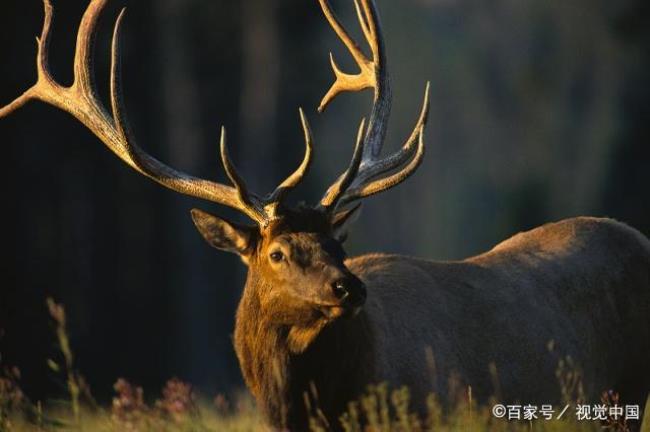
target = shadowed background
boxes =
[0,0,648,402]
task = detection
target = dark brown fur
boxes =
[214,212,650,430]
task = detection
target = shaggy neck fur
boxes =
[233,271,375,430]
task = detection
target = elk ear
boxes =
[331,204,362,242]
[190,209,257,260]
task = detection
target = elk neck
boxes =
[233,268,376,429]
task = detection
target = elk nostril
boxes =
[332,279,349,299]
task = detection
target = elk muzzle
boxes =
[320,274,366,320]
[331,276,366,307]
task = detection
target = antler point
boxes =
[318,88,337,113]
[0,89,35,119]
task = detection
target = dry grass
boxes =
[0,299,647,432]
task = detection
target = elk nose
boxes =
[331,277,367,307]
[331,279,349,300]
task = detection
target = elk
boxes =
[2,0,649,430]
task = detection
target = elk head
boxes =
[0,0,429,354]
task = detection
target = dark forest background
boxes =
[0,0,648,402]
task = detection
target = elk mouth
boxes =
[317,304,362,321]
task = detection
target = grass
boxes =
[0,298,647,431]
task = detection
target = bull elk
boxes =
[2,0,649,430]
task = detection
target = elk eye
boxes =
[269,251,284,262]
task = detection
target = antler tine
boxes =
[219,128,269,223]
[265,109,314,213]
[334,82,430,209]
[317,0,375,113]
[339,115,427,208]
[318,0,389,160]
[109,8,131,141]
[74,0,106,95]
[1,0,271,225]
[318,0,429,213]
[348,82,430,187]
[321,118,367,208]
[0,0,54,118]
[0,88,35,119]
[317,0,382,111]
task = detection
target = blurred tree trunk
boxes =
[239,0,280,192]
[154,0,208,382]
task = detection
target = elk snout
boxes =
[331,275,367,307]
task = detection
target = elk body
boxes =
[2,0,649,430]
[230,214,650,428]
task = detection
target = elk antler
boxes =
[317,0,430,212]
[0,0,312,226]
